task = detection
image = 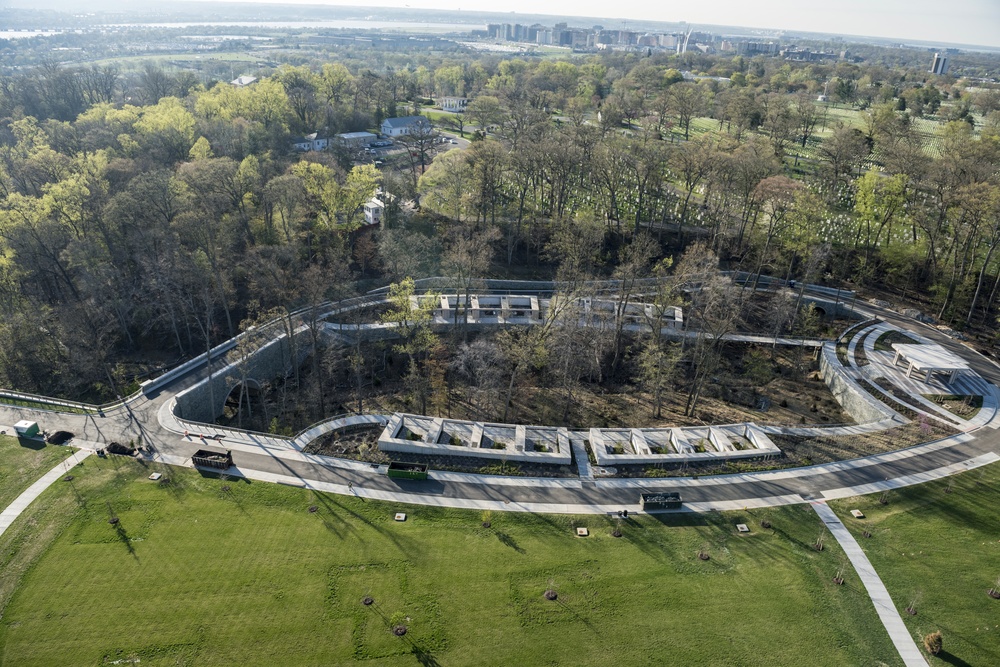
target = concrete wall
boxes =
[173,326,317,424]
[590,424,781,467]
[378,414,572,465]
[818,342,899,424]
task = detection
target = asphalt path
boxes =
[2,298,997,513]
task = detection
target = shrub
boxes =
[923,631,943,655]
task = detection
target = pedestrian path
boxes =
[290,414,389,450]
[0,449,92,538]
[811,501,928,667]
[571,437,594,480]
[758,417,905,437]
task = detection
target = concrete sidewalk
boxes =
[812,501,927,667]
[0,449,92,538]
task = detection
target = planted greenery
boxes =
[830,462,1000,666]
[0,461,899,666]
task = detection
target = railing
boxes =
[0,273,863,419]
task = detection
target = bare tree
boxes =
[441,221,499,337]
[674,242,746,417]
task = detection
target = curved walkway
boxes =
[0,287,995,522]
[4,291,996,667]
[812,501,927,666]
[0,449,91,538]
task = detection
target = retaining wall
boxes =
[818,342,900,425]
[173,326,317,424]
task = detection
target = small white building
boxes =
[230,75,257,87]
[440,97,468,112]
[363,198,384,226]
[291,132,329,152]
[380,116,432,137]
[336,131,377,148]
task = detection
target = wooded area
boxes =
[0,42,998,411]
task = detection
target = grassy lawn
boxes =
[830,462,1000,666]
[0,434,74,511]
[0,459,900,666]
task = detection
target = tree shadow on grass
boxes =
[113,522,138,561]
[362,602,442,666]
[555,597,599,635]
[153,470,189,502]
[495,531,525,554]
[220,485,250,516]
[65,477,87,509]
[937,650,973,667]
[311,491,367,542]
[411,645,442,667]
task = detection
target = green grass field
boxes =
[830,462,1000,666]
[0,458,899,666]
[0,434,74,510]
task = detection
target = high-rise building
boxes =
[930,53,950,75]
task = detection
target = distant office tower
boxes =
[930,53,949,75]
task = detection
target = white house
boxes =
[231,75,257,87]
[291,132,329,152]
[364,198,385,226]
[380,116,432,137]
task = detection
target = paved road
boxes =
[0,298,997,515]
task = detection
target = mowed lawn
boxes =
[0,433,74,510]
[831,462,1000,666]
[0,459,899,667]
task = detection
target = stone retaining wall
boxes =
[818,342,900,425]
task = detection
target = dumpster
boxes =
[386,461,428,480]
[640,492,682,511]
[192,449,233,470]
[14,420,40,438]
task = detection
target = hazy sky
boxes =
[224,0,1000,47]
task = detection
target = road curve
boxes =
[0,298,997,514]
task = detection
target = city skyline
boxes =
[200,0,1000,48]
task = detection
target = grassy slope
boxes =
[0,460,899,666]
[830,462,1000,666]
[0,434,74,510]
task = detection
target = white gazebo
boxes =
[891,343,971,384]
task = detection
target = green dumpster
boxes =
[387,461,428,480]
[641,492,682,510]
